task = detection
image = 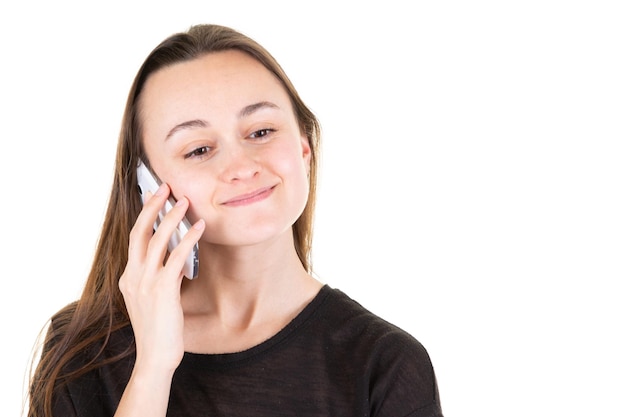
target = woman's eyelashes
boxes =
[248,128,276,140]
[184,146,212,159]
[183,128,276,159]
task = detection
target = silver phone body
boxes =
[136,160,199,279]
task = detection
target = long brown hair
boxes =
[27,24,321,417]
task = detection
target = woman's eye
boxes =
[249,128,275,139]
[185,146,211,159]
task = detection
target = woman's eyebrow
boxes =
[164,102,279,141]
[165,119,209,141]
[239,101,280,118]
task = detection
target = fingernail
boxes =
[193,219,205,230]
[175,198,186,207]
[155,183,167,196]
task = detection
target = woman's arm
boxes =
[115,183,205,417]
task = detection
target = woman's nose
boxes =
[219,144,261,182]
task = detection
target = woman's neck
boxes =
[178,234,322,353]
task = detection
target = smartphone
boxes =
[136,160,199,279]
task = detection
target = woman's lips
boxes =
[222,186,275,207]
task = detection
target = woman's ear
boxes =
[300,134,312,166]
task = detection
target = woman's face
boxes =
[139,50,311,247]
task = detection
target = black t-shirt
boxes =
[51,285,443,416]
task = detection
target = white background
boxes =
[2,1,625,416]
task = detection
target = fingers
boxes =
[127,183,204,280]
[146,196,204,279]
[163,216,205,279]
[144,196,188,272]
[128,183,170,262]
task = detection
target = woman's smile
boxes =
[221,185,276,207]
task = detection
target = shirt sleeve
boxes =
[367,328,444,417]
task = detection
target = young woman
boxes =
[28,24,443,417]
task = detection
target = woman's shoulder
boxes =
[313,285,442,415]
[43,300,133,365]
[41,301,79,352]
[312,285,433,364]
[323,286,424,340]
